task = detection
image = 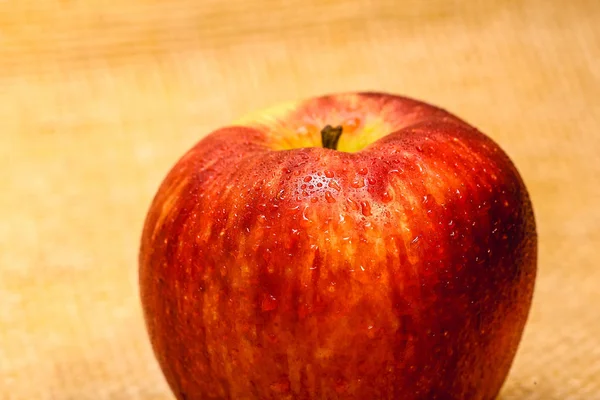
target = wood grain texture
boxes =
[1,0,599,399]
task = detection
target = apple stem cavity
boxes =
[321,125,343,150]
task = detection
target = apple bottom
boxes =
[142,258,532,400]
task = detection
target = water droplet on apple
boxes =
[347,198,359,211]
[325,170,334,178]
[325,191,336,203]
[360,201,372,217]
[311,197,318,203]
[351,178,365,188]
[261,294,278,311]
[304,176,312,182]
[411,235,420,244]
[359,167,368,175]
[328,282,336,292]
[382,191,393,203]
[328,180,341,191]
[346,116,360,127]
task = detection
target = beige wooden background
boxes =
[2,0,599,399]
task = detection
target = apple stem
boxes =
[321,125,343,150]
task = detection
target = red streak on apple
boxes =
[139,92,537,399]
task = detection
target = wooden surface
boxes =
[2,0,599,399]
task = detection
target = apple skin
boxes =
[139,92,537,400]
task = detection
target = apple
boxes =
[139,92,537,399]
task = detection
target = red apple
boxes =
[139,92,537,400]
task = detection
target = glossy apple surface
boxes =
[139,92,537,400]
